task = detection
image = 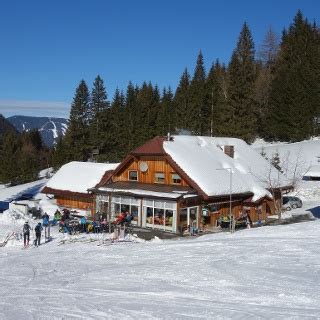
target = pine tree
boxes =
[0,131,20,183]
[89,75,109,151]
[17,137,40,183]
[227,22,257,142]
[255,28,279,137]
[64,80,91,161]
[206,60,230,136]
[174,69,191,132]
[156,87,175,136]
[99,88,126,162]
[267,11,320,141]
[134,82,160,147]
[189,51,208,135]
[52,136,68,170]
[123,81,139,152]
[258,27,279,68]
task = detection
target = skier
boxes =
[34,222,43,246]
[42,212,50,240]
[22,221,31,247]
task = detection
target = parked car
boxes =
[282,196,302,211]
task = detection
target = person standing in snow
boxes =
[80,216,87,233]
[34,222,43,246]
[125,212,134,224]
[42,212,50,239]
[22,221,31,247]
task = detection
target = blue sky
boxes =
[0,0,319,118]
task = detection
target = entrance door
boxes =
[187,207,198,229]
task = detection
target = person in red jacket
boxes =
[115,212,127,225]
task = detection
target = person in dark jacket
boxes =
[80,216,87,233]
[34,222,43,246]
[42,212,50,239]
[125,212,134,224]
[23,221,31,247]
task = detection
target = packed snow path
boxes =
[0,220,320,319]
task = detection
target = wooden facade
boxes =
[55,195,95,214]
[113,157,189,187]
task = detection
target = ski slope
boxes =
[0,218,319,319]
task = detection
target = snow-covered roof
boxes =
[45,161,119,194]
[253,139,320,178]
[163,136,291,201]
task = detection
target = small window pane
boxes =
[146,207,153,224]
[121,196,130,205]
[131,205,139,222]
[131,198,139,205]
[114,203,120,215]
[129,171,138,181]
[165,210,173,226]
[155,172,165,183]
[145,200,153,207]
[121,204,130,213]
[171,173,181,184]
[112,196,121,203]
[154,208,164,225]
[154,201,164,208]
[165,201,175,209]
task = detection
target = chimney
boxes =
[167,132,174,141]
[224,145,234,158]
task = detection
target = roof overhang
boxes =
[41,186,93,199]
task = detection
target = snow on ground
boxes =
[0,218,319,319]
[0,181,319,318]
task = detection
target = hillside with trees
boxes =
[0,121,52,185]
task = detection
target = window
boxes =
[129,170,138,181]
[171,173,181,184]
[109,196,140,225]
[143,200,176,231]
[155,172,165,183]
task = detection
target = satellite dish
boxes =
[139,162,148,172]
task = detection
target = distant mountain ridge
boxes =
[7,115,68,147]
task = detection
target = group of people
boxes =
[22,219,45,248]
[115,212,134,226]
[22,209,135,245]
[22,212,51,247]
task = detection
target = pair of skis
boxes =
[0,232,15,247]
